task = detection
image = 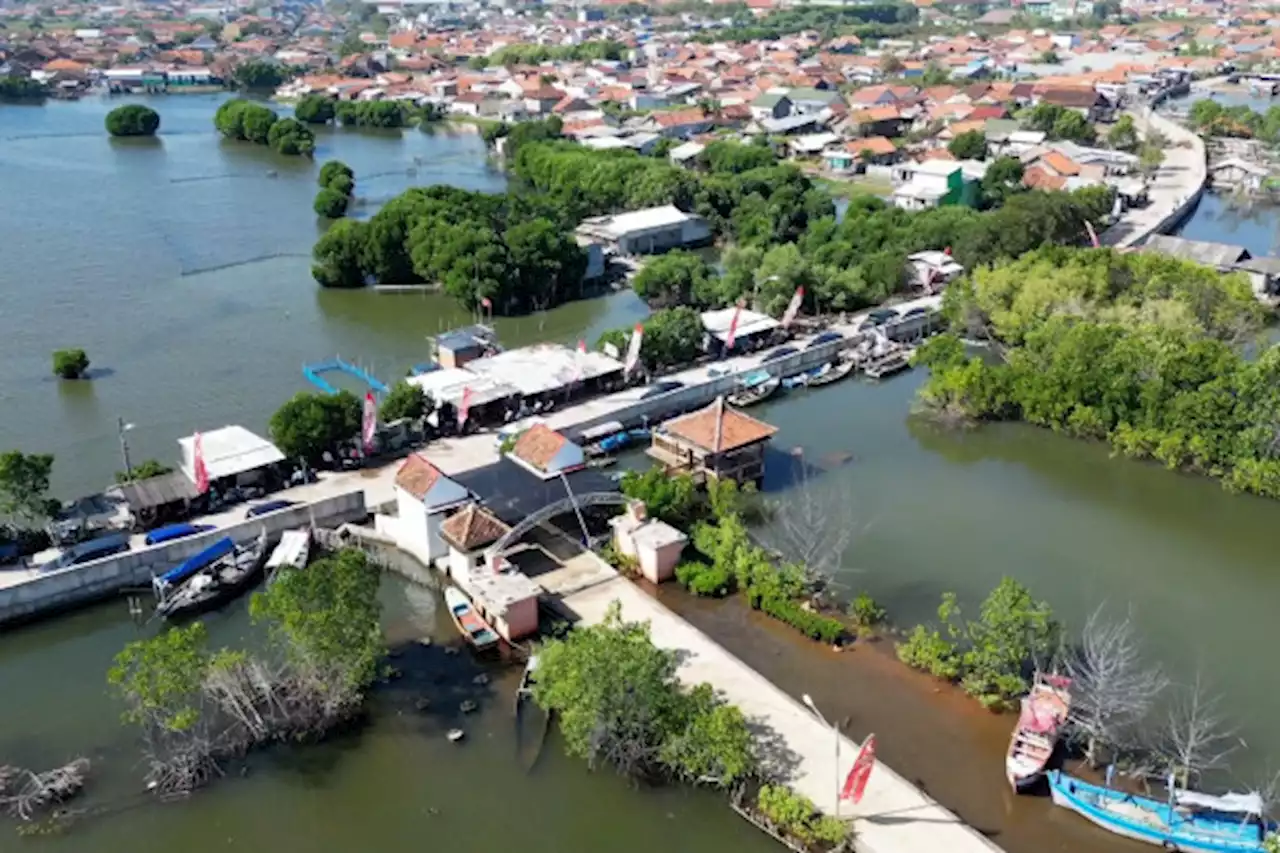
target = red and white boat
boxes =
[1006,673,1072,792]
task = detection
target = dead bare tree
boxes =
[759,451,865,602]
[1066,604,1168,768]
[0,758,90,820]
[1154,670,1238,789]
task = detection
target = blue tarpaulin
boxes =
[159,536,233,585]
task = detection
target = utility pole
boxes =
[803,693,841,819]
[118,417,135,481]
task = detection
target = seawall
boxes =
[0,490,368,627]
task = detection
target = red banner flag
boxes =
[457,386,473,428]
[724,302,744,351]
[480,296,492,309]
[193,431,209,495]
[362,391,377,454]
[841,734,876,805]
[577,339,587,354]
[1084,220,1101,249]
[781,286,805,328]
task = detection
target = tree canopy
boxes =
[267,117,315,156]
[1026,103,1097,144]
[631,250,716,307]
[0,450,55,523]
[335,100,406,128]
[0,75,48,101]
[918,247,1280,498]
[597,307,704,372]
[947,129,987,161]
[268,391,362,463]
[294,93,336,125]
[231,60,291,90]
[51,348,90,379]
[379,380,430,422]
[105,104,161,137]
[215,99,312,156]
[532,601,754,785]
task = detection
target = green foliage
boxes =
[751,591,844,644]
[108,622,210,732]
[848,592,887,631]
[620,468,700,525]
[115,459,174,484]
[675,560,734,596]
[1106,114,1139,152]
[319,159,354,188]
[980,156,1025,208]
[1184,99,1280,142]
[294,93,336,124]
[267,117,315,156]
[0,450,55,522]
[0,74,49,101]
[692,3,913,43]
[1026,103,1097,144]
[51,348,90,379]
[312,219,368,288]
[314,187,350,218]
[335,99,406,128]
[597,307,704,372]
[232,60,290,90]
[698,140,777,174]
[756,784,850,847]
[105,104,160,137]
[214,98,278,144]
[250,548,384,691]
[268,390,362,463]
[947,129,987,160]
[379,379,429,422]
[632,250,716,307]
[532,602,754,785]
[896,582,1057,707]
[487,40,625,65]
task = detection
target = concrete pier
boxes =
[563,576,1005,853]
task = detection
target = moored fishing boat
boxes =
[727,369,781,407]
[156,532,268,620]
[807,358,855,387]
[515,654,539,709]
[1048,770,1274,852]
[1006,672,1072,791]
[864,349,912,380]
[444,586,500,652]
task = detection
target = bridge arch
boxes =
[485,492,633,564]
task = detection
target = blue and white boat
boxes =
[1048,770,1274,852]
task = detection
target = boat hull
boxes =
[444,587,500,651]
[1048,772,1268,853]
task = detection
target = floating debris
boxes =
[472,673,489,686]
[414,698,431,712]
[447,729,465,742]
[460,700,478,714]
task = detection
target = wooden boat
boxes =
[444,586,500,651]
[515,654,539,709]
[864,350,912,380]
[728,369,781,407]
[1048,770,1274,852]
[157,532,268,620]
[807,359,856,387]
[1006,672,1071,791]
[265,528,311,583]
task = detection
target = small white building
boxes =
[905,251,965,293]
[576,205,712,256]
[700,306,780,351]
[891,160,961,212]
[393,454,472,563]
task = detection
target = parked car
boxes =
[901,306,929,319]
[48,532,131,570]
[806,331,845,348]
[865,308,900,326]
[761,346,799,363]
[144,522,216,547]
[641,380,684,400]
[244,499,297,519]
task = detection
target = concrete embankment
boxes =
[564,577,1005,853]
[0,491,367,626]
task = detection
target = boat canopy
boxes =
[738,368,772,388]
[1175,790,1264,815]
[579,421,625,443]
[159,536,234,585]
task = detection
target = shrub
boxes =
[675,561,733,597]
[848,592,886,631]
[756,784,849,847]
[105,104,160,137]
[753,593,843,645]
[318,159,354,190]
[314,187,350,219]
[896,625,962,680]
[52,348,90,379]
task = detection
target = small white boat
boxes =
[266,528,311,582]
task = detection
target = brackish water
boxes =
[5,96,1280,852]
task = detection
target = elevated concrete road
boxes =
[564,576,1006,853]
[1101,107,1207,249]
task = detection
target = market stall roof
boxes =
[464,344,623,397]
[700,307,779,343]
[178,425,285,481]
[110,471,201,510]
[406,366,516,408]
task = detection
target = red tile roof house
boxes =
[392,454,472,564]
[506,423,586,479]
